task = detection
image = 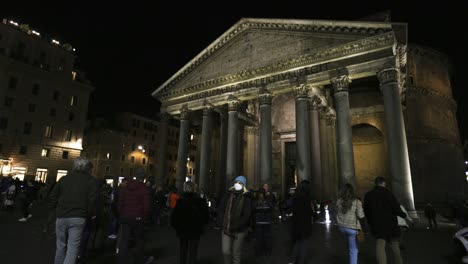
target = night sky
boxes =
[4,2,467,138]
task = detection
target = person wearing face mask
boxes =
[217,175,253,264]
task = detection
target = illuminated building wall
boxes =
[0,19,94,182]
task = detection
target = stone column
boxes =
[331,75,356,187]
[156,112,169,186]
[309,96,322,200]
[217,110,228,193]
[259,89,273,184]
[378,68,416,213]
[199,107,213,193]
[319,108,330,199]
[176,106,190,193]
[226,96,241,184]
[293,84,312,183]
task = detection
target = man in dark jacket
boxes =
[217,175,252,264]
[116,169,150,264]
[49,157,97,264]
[364,176,406,264]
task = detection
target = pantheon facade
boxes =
[152,18,464,210]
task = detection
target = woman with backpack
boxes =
[171,181,209,264]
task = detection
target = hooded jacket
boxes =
[118,179,150,219]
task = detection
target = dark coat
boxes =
[49,170,97,218]
[363,186,406,239]
[217,189,253,234]
[118,179,150,219]
[290,194,313,240]
[171,193,209,239]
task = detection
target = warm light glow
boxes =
[142,149,146,153]
[138,145,143,150]
[73,48,76,52]
[106,153,111,159]
[77,138,82,143]
[57,170,67,181]
[72,71,77,81]
[52,39,60,45]
[190,134,194,140]
[32,30,40,36]
[9,20,19,26]
[465,161,468,165]
[187,157,190,161]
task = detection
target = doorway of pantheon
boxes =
[352,124,386,199]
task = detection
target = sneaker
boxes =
[18,218,27,222]
[108,234,117,239]
[27,214,32,219]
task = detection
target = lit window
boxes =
[41,148,50,157]
[106,152,111,160]
[65,130,72,141]
[72,71,77,80]
[57,170,68,181]
[35,168,48,182]
[44,125,53,138]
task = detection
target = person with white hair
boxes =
[49,156,97,264]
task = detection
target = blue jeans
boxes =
[339,226,358,264]
[55,217,86,264]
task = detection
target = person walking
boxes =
[397,204,414,250]
[289,180,314,264]
[49,157,97,264]
[116,169,150,264]
[335,183,365,264]
[254,188,274,257]
[171,181,209,264]
[424,203,437,229]
[217,175,253,264]
[364,176,406,264]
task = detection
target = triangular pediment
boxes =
[153,18,393,99]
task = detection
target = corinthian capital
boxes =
[308,95,322,110]
[179,104,190,120]
[292,84,310,99]
[227,95,241,112]
[258,88,272,106]
[378,68,399,86]
[331,75,350,94]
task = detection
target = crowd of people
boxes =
[3,155,468,264]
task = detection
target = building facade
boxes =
[152,18,465,209]
[83,112,198,187]
[0,19,94,182]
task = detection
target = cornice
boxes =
[406,85,458,109]
[157,31,395,101]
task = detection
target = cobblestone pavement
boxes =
[0,203,463,264]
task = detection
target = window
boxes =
[120,167,124,174]
[29,104,36,112]
[129,168,134,176]
[50,108,56,117]
[23,122,32,135]
[132,130,136,137]
[44,125,53,138]
[53,90,60,101]
[32,83,40,95]
[4,97,13,107]
[64,130,72,141]
[0,117,8,129]
[151,134,155,142]
[41,148,50,157]
[35,168,48,183]
[57,170,67,181]
[106,152,111,160]
[149,150,155,158]
[62,151,69,159]
[70,96,77,106]
[8,77,18,89]
[121,154,125,161]
[131,156,135,163]
[19,146,27,155]
[144,133,148,140]
[132,143,135,151]
[142,158,146,165]
[68,112,74,121]
[105,166,110,173]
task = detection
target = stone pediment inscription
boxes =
[154,18,392,100]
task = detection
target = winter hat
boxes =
[234,175,247,187]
